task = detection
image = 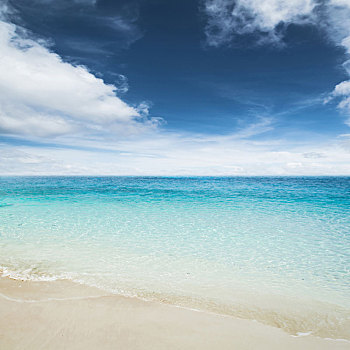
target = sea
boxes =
[0,176,349,339]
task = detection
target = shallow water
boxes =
[0,176,349,338]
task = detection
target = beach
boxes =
[1,277,349,350]
[1,176,349,348]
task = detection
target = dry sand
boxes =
[0,277,349,350]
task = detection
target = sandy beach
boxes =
[0,277,349,350]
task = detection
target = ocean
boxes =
[0,176,349,338]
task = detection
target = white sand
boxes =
[0,277,349,350]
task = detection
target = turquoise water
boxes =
[0,177,349,337]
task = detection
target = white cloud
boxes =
[331,80,350,119]
[203,0,316,47]
[0,7,158,138]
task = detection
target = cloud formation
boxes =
[202,0,350,122]
[324,0,350,120]
[2,115,350,176]
[2,129,350,175]
[0,5,160,138]
[203,0,316,47]
[0,1,350,175]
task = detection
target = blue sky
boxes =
[0,0,350,175]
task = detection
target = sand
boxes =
[0,277,349,350]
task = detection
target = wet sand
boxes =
[0,277,349,350]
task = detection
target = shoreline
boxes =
[1,277,349,350]
[2,265,350,341]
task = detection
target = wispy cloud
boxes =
[1,127,350,175]
[202,0,350,124]
[7,0,143,56]
[1,114,350,176]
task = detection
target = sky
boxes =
[1,0,350,175]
